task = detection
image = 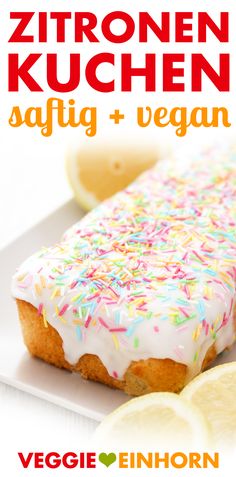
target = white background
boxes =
[1,1,236,475]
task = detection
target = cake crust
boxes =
[17,299,219,396]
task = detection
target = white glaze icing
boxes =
[12,151,236,381]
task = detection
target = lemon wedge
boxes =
[66,144,158,211]
[94,392,210,450]
[181,362,236,451]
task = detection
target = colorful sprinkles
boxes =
[12,148,236,379]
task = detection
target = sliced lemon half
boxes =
[66,144,158,211]
[182,362,236,451]
[94,392,210,450]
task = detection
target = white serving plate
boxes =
[1,200,235,421]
